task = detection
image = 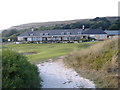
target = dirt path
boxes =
[37,57,95,88]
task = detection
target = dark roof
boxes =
[18,29,107,37]
[19,29,83,36]
[104,30,120,35]
[82,29,107,34]
[19,31,30,36]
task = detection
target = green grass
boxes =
[3,42,97,63]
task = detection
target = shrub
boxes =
[81,38,88,42]
[2,50,41,88]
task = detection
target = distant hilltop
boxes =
[8,16,119,30]
[8,19,88,30]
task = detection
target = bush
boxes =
[81,38,89,42]
[2,50,41,88]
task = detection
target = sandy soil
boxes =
[37,57,95,88]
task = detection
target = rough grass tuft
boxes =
[64,37,119,88]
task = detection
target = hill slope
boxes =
[64,37,119,88]
[8,19,88,30]
[8,16,119,30]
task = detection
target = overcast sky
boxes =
[0,0,119,30]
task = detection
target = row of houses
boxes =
[17,28,120,43]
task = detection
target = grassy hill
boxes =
[8,19,88,30]
[64,37,119,88]
[7,16,119,30]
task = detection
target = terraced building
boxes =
[17,28,107,43]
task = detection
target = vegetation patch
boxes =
[2,50,42,88]
[64,37,119,88]
[3,42,97,63]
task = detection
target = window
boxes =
[51,36,55,40]
[67,32,71,35]
[38,37,42,41]
[33,37,37,41]
[100,35,105,39]
[63,37,67,40]
[75,37,77,40]
[61,32,64,35]
[30,33,33,36]
[40,33,43,35]
[67,37,70,40]
[89,35,95,37]
[27,37,32,41]
[78,32,81,35]
[45,33,49,35]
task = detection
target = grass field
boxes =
[3,42,97,63]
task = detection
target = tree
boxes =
[2,29,18,37]
[109,24,118,30]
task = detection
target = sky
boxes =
[0,0,119,30]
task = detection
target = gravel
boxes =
[37,60,95,88]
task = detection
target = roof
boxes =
[19,29,83,36]
[104,30,120,35]
[82,29,107,34]
[18,29,107,37]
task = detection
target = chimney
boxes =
[82,25,85,30]
[31,28,34,32]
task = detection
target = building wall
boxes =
[89,34,107,40]
[18,34,107,42]
[17,37,24,41]
[96,34,107,40]
[19,36,83,42]
[108,35,119,38]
